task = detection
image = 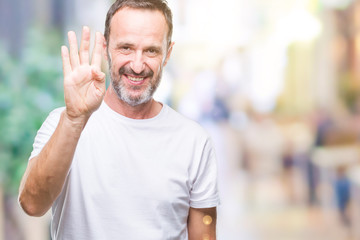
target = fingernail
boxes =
[61,46,67,54]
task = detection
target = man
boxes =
[18,0,219,239]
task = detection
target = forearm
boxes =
[19,111,87,216]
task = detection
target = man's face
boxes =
[107,7,173,106]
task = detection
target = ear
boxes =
[163,42,175,67]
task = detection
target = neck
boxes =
[104,86,162,119]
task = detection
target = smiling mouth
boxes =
[127,75,145,82]
[125,74,147,86]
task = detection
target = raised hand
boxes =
[61,26,106,123]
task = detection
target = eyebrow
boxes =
[115,42,135,49]
[145,45,162,52]
[115,42,163,52]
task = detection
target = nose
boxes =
[130,51,145,74]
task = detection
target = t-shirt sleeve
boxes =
[29,107,65,161]
[189,137,220,208]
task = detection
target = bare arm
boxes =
[19,112,85,216]
[18,27,106,216]
[188,207,217,240]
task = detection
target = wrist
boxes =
[61,111,89,131]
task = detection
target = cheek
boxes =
[110,52,130,66]
[110,59,126,74]
[146,58,163,74]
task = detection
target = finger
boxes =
[61,45,71,78]
[67,31,80,68]
[79,26,91,65]
[91,32,104,67]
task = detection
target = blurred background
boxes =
[2,0,360,239]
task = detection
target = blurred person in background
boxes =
[17,0,219,239]
[334,165,351,227]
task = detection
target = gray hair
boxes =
[104,0,173,48]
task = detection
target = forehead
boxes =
[109,7,168,45]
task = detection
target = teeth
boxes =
[128,76,144,81]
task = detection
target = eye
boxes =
[119,46,132,54]
[145,48,159,56]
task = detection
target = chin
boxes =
[121,91,153,106]
[111,77,157,106]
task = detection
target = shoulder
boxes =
[28,106,66,160]
[164,105,210,139]
[36,106,66,135]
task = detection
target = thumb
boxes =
[91,67,105,82]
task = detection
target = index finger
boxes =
[91,32,104,67]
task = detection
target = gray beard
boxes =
[111,77,154,107]
[109,66,162,107]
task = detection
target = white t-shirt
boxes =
[29,101,219,240]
